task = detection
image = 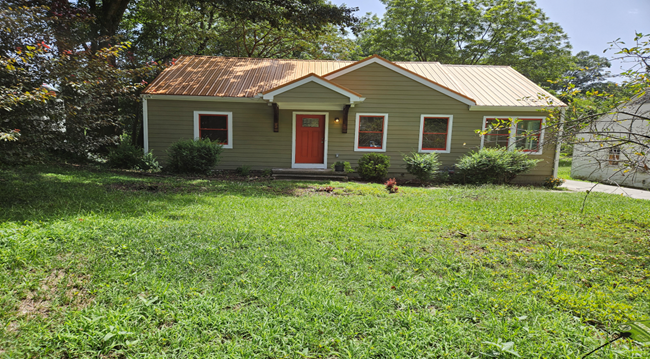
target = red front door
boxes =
[295,114,325,164]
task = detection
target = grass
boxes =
[557,156,573,180]
[557,156,592,183]
[1,165,649,358]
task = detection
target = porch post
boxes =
[273,103,279,132]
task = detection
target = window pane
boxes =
[424,118,448,133]
[358,132,383,148]
[514,119,541,151]
[359,116,384,132]
[422,134,446,149]
[514,135,539,151]
[302,118,320,127]
[201,130,228,144]
[486,119,510,136]
[484,134,509,148]
[200,115,228,129]
[516,119,541,134]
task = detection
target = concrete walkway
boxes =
[561,179,650,200]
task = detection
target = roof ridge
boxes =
[180,55,354,63]
[441,64,512,68]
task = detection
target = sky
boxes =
[330,0,650,78]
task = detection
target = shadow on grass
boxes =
[0,165,315,223]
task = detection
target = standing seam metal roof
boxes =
[143,55,565,107]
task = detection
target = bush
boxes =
[455,148,540,184]
[357,153,390,182]
[543,176,565,189]
[403,152,441,183]
[136,152,162,172]
[167,139,223,174]
[236,166,251,176]
[331,161,354,173]
[384,178,399,193]
[107,141,143,169]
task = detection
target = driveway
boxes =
[561,179,650,200]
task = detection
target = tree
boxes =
[123,0,356,64]
[548,51,615,95]
[354,0,573,85]
[0,3,156,163]
[545,33,650,186]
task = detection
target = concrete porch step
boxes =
[272,174,348,181]
[271,168,348,181]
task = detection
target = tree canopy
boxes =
[354,0,573,85]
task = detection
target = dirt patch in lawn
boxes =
[18,269,93,319]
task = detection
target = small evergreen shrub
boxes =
[543,176,565,189]
[455,148,540,184]
[403,152,441,184]
[357,153,390,182]
[331,161,354,173]
[236,166,251,176]
[167,139,223,174]
[107,141,143,169]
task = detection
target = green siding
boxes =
[147,99,293,169]
[327,63,554,182]
[273,82,349,103]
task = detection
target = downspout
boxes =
[142,96,149,154]
[552,107,566,178]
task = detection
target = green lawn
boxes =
[1,165,649,358]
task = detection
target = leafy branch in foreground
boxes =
[543,33,650,186]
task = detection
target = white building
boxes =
[571,94,650,189]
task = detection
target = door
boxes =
[295,114,325,164]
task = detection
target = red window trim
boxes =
[357,115,385,149]
[198,113,229,145]
[421,117,450,151]
[515,118,543,153]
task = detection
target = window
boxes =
[483,118,511,149]
[355,113,388,152]
[514,119,542,152]
[419,115,453,153]
[608,146,621,165]
[193,111,233,149]
[481,117,545,155]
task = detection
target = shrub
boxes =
[167,139,223,174]
[331,161,354,173]
[455,148,540,184]
[543,176,565,189]
[107,141,143,169]
[136,152,162,172]
[236,166,251,176]
[384,178,399,193]
[357,153,390,182]
[403,152,441,184]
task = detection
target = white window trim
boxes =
[354,113,389,152]
[292,112,329,169]
[418,114,453,153]
[480,116,545,155]
[193,111,233,149]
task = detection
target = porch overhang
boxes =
[258,73,365,105]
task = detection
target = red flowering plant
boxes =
[384,178,399,193]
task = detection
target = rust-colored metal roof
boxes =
[144,56,354,98]
[143,55,565,107]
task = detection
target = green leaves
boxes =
[355,0,572,85]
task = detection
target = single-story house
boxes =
[572,93,650,189]
[142,55,565,182]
